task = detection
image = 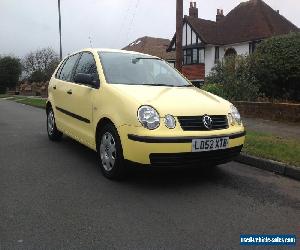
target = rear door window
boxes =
[55,58,67,79]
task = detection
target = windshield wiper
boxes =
[132,57,161,64]
[136,83,174,87]
[178,85,194,87]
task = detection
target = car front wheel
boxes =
[47,107,63,141]
[97,123,126,179]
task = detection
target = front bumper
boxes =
[118,125,245,165]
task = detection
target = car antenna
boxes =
[88,35,93,48]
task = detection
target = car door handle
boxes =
[67,89,72,95]
[53,86,56,90]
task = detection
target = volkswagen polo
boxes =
[46,49,245,179]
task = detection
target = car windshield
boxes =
[98,51,192,87]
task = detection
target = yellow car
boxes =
[46,48,245,179]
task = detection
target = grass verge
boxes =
[243,131,300,167]
[15,98,46,109]
[0,95,46,109]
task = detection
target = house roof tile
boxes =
[123,36,175,60]
[168,0,299,48]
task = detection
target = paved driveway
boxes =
[0,99,299,250]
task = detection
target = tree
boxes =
[0,56,22,93]
[22,47,60,82]
[30,70,47,83]
[252,32,300,101]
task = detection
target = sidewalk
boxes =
[243,117,300,141]
[15,95,47,100]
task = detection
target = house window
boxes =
[198,49,204,63]
[183,48,204,65]
[249,42,254,54]
[167,60,175,68]
[192,49,198,63]
[249,41,261,54]
[183,49,192,64]
[215,46,219,63]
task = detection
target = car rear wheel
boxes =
[97,123,126,179]
[47,107,63,141]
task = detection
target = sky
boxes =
[0,0,299,58]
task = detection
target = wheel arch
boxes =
[46,101,52,114]
[95,117,115,149]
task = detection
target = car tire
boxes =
[97,123,126,180]
[47,107,63,141]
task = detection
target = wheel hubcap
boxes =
[47,111,54,135]
[100,132,116,172]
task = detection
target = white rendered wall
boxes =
[205,42,250,76]
[205,45,215,77]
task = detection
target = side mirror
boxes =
[74,73,99,87]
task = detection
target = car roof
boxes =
[67,48,159,59]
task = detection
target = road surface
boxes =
[0,99,299,249]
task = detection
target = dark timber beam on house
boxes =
[176,0,183,72]
[183,44,205,49]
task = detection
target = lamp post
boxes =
[58,0,62,60]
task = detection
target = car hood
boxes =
[110,84,231,116]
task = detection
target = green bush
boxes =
[204,55,260,101]
[204,32,300,102]
[201,83,225,97]
[252,32,300,101]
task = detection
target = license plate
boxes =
[192,137,229,152]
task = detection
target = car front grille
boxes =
[177,115,228,131]
[149,146,242,167]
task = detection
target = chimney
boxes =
[216,9,224,22]
[276,10,280,14]
[189,2,198,18]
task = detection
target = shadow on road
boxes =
[58,135,228,188]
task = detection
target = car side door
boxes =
[53,53,81,133]
[63,51,100,147]
[49,59,65,125]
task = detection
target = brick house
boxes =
[122,36,176,66]
[167,0,299,83]
[18,81,49,97]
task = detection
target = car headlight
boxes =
[229,105,242,125]
[137,105,160,130]
[164,114,176,129]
